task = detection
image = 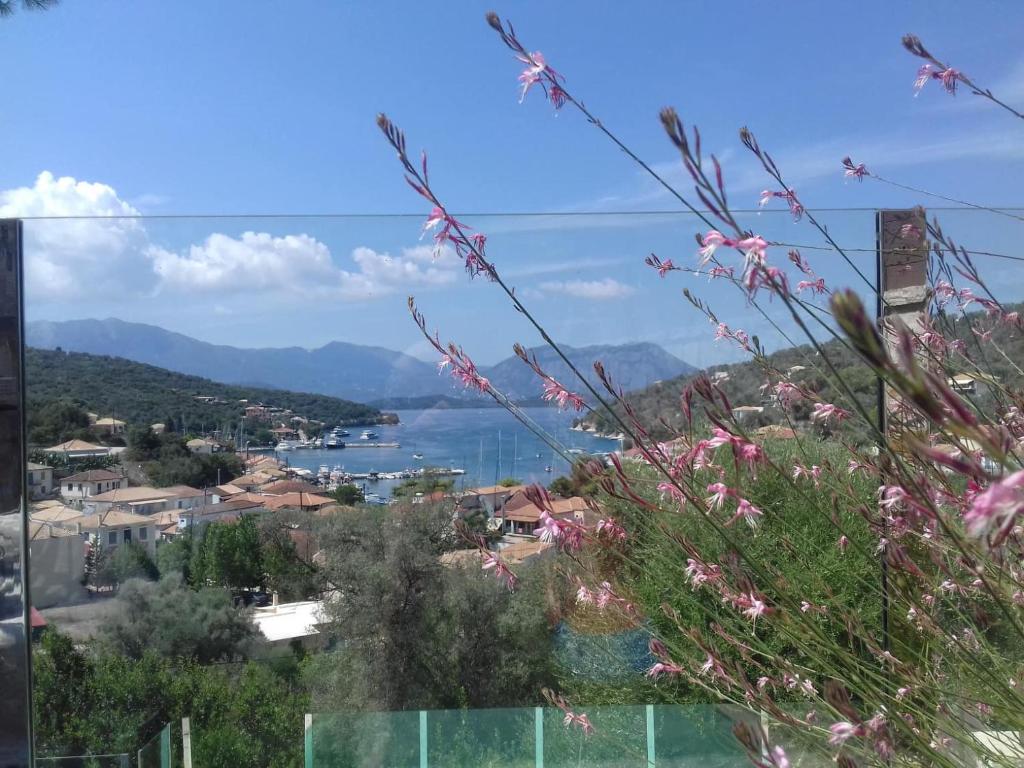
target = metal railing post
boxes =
[646,704,656,767]
[304,713,313,768]
[419,710,428,768]
[535,707,544,768]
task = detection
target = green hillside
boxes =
[582,305,1024,443]
[26,347,390,440]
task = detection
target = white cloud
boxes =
[539,277,635,300]
[148,234,461,299]
[0,171,148,298]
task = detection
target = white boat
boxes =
[275,441,294,451]
[360,430,379,440]
[412,453,424,460]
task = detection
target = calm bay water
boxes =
[278,407,621,499]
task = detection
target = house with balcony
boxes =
[457,484,525,519]
[62,509,158,555]
[84,484,206,515]
[497,490,592,536]
[59,469,125,502]
[27,462,54,500]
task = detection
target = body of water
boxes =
[275,407,621,499]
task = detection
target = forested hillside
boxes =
[582,305,1024,442]
[26,348,388,438]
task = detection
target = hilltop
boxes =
[25,347,389,435]
[580,306,1024,442]
[27,318,695,403]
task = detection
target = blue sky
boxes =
[3,0,1023,368]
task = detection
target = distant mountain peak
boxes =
[26,318,695,404]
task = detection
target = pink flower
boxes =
[741,593,768,627]
[699,653,724,677]
[736,235,769,267]
[481,552,518,591]
[837,535,849,553]
[706,482,733,510]
[646,661,684,679]
[964,469,1024,545]
[828,722,864,747]
[575,584,594,604]
[914,64,961,95]
[727,498,763,529]
[542,378,586,411]
[684,558,722,590]
[698,230,734,265]
[516,51,557,102]
[797,277,827,295]
[774,381,803,409]
[656,258,675,277]
[596,517,627,542]
[758,189,803,221]
[810,402,851,425]
[707,265,734,280]
[562,711,594,735]
[842,157,868,180]
[770,746,790,768]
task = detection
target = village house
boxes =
[62,509,158,554]
[270,425,298,441]
[261,492,335,512]
[91,416,127,436]
[27,462,54,499]
[84,484,206,515]
[457,484,526,519]
[244,405,272,422]
[28,521,86,608]
[186,437,222,455]
[59,469,125,502]
[42,439,114,459]
[30,501,86,527]
[497,490,592,536]
[251,597,327,653]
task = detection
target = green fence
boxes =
[34,755,132,767]
[135,724,171,768]
[306,705,751,767]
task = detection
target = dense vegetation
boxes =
[25,347,389,442]
[582,304,1024,442]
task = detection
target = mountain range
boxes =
[26,318,695,405]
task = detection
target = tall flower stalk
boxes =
[376,16,1024,766]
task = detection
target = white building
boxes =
[84,485,206,515]
[60,469,125,502]
[62,509,158,555]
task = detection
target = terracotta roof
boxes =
[63,509,155,529]
[30,505,83,524]
[44,439,106,452]
[262,479,322,495]
[159,485,206,499]
[465,484,526,496]
[501,491,588,524]
[62,469,124,484]
[27,461,52,471]
[262,492,335,511]
[88,486,170,503]
[215,484,247,497]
